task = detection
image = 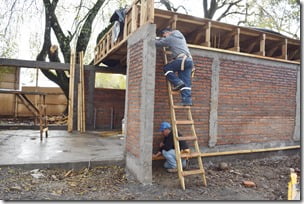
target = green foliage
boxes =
[243,0,300,38]
[95,73,126,89]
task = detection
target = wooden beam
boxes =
[79,51,85,132]
[106,34,110,53]
[131,4,138,32]
[202,21,211,47]
[170,14,178,29]
[280,38,288,60]
[68,52,75,132]
[222,31,234,49]
[288,49,299,60]
[0,58,69,70]
[140,0,148,26]
[245,40,258,53]
[192,26,205,44]
[147,0,154,23]
[0,57,124,74]
[188,44,300,65]
[266,43,281,57]
[229,28,240,52]
[255,33,265,56]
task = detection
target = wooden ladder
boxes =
[163,48,207,190]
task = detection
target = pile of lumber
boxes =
[47,115,67,125]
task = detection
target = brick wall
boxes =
[153,50,213,150]
[93,88,125,129]
[125,40,144,158]
[153,48,298,151]
[217,60,297,145]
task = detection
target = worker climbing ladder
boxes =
[163,48,207,190]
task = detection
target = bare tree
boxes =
[36,0,106,110]
[202,0,246,21]
[157,0,188,14]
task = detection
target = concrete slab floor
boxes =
[0,130,125,169]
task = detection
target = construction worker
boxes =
[152,121,188,173]
[155,28,194,106]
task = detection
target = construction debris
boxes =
[242,180,256,188]
[64,170,73,177]
[218,162,229,171]
[0,154,300,200]
[47,115,67,125]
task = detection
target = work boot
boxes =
[167,168,178,173]
[182,101,193,106]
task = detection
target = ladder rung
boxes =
[170,90,179,95]
[181,152,201,158]
[173,105,191,109]
[177,136,197,141]
[175,120,194,125]
[165,51,172,55]
[182,169,205,177]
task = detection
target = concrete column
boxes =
[293,66,300,141]
[125,23,156,184]
[209,57,220,147]
[86,69,95,130]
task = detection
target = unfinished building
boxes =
[0,0,300,186]
[93,0,300,183]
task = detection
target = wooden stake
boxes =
[68,52,75,132]
[77,83,81,132]
[81,54,86,132]
[78,51,85,132]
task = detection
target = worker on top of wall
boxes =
[155,28,194,106]
[152,121,189,173]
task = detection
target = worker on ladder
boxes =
[155,28,194,106]
[153,122,189,173]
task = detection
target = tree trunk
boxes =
[36,0,106,115]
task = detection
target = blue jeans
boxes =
[163,58,193,104]
[162,149,187,169]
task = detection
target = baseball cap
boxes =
[159,121,171,132]
[160,28,172,34]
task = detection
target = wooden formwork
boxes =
[94,0,300,68]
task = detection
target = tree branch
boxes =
[44,0,71,63]
[76,0,105,53]
[216,0,243,21]
[160,0,173,11]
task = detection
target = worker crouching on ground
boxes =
[155,28,194,106]
[153,122,188,173]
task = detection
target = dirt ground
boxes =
[0,152,300,201]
